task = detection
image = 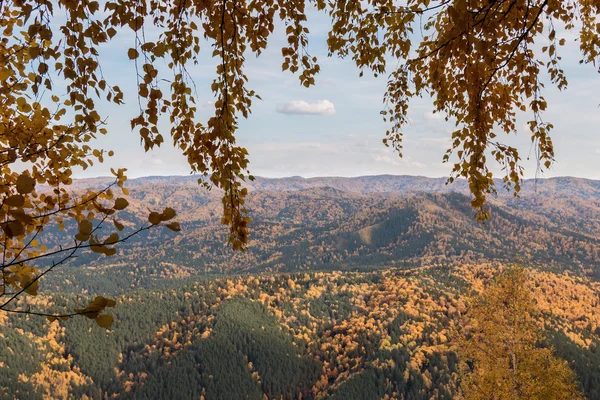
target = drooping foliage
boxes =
[322,0,600,218]
[0,0,180,321]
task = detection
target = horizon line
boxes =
[71,173,600,182]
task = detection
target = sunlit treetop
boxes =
[457,266,584,399]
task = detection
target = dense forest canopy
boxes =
[1,263,597,399]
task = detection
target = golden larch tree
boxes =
[457,267,584,399]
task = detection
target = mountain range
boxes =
[3,175,600,399]
[41,174,600,295]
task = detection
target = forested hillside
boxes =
[38,175,600,296]
[2,175,599,399]
[1,265,599,399]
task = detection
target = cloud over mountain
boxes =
[276,99,336,116]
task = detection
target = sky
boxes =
[73,8,600,181]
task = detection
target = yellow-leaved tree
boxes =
[0,0,598,321]
[457,267,583,399]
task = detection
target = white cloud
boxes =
[276,99,336,116]
[414,137,453,153]
[375,155,426,169]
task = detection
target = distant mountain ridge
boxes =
[73,173,600,197]
[70,174,600,240]
[41,174,600,296]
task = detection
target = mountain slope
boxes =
[4,265,600,399]
[40,176,600,295]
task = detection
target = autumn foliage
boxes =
[1,264,597,398]
[0,0,181,322]
[457,267,583,399]
[1,0,599,326]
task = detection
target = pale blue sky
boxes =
[76,9,600,180]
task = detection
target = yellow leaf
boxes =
[160,207,176,221]
[106,299,117,307]
[4,194,24,207]
[90,243,105,254]
[79,220,93,235]
[129,16,144,31]
[82,311,99,319]
[96,314,113,328]
[166,222,181,232]
[0,68,11,81]
[47,316,57,323]
[114,198,129,210]
[89,296,108,310]
[148,212,161,225]
[113,219,124,231]
[128,48,139,59]
[7,221,24,237]
[23,279,39,296]
[10,209,33,224]
[2,223,12,237]
[16,175,36,194]
[75,233,90,242]
[104,233,119,244]
[16,97,32,113]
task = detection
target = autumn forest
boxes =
[1,175,599,399]
[1,0,600,399]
